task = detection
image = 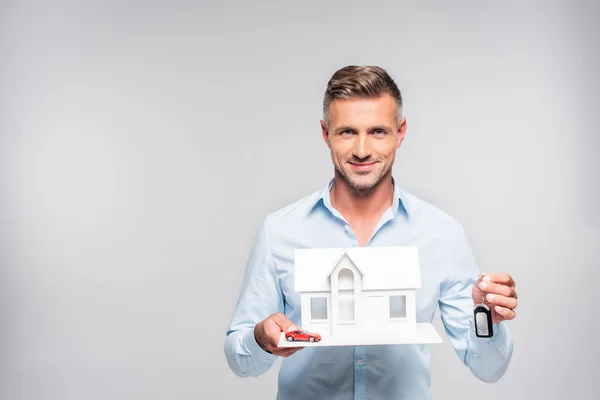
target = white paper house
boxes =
[294,246,422,340]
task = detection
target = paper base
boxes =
[277,322,443,347]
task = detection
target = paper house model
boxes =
[278,246,442,347]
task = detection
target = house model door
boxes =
[365,296,387,334]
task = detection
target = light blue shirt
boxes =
[224,177,513,399]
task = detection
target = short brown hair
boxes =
[323,65,403,124]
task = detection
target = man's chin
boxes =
[335,168,385,192]
[347,177,380,193]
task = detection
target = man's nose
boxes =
[353,134,372,159]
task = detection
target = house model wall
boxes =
[294,246,422,341]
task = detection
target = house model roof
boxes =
[294,246,421,292]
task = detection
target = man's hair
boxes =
[322,65,403,125]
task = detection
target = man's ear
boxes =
[396,117,407,149]
[320,120,331,148]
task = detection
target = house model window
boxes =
[389,295,407,319]
[293,246,422,341]
[338,268,355,322]
[310,297,328,320]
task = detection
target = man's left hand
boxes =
[472,273,518,324]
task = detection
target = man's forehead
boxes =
[328,95,397,127]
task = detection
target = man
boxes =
[224,65,517,399]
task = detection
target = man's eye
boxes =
[341,130,353,135]
[373,130,386,135]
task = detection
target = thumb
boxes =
[271,313,299,332]
[472,274,488,304]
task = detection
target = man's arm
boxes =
[224,218,299,377]
[438,224,514,383]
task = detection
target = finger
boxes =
[477,280,514,298]
[476,272,487,283]
[270,348,299,357]
[271,313,298,332]
[493,305,516,320]
[264,317,298,348]
[482,273,514,287]
[485,293,518,309]
[277,347,304,357]
[264,324,286,348]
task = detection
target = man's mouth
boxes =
[348,161,377,172]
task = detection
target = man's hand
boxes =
[254,313,304,357]
[472,273,518,324]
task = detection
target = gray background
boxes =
[1,0,599,399]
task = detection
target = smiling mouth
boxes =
[349,161,377,171]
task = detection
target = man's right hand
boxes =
[254,313,304,357]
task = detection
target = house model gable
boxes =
[279,246,443,347]
[294,247,421,292]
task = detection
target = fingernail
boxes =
[487,293,495,302]
[495,306,502,313]
[479,282,487,290]
[483,275,491,282]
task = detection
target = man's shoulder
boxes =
[264,188,323,225]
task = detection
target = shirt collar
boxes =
[310,176,410,219]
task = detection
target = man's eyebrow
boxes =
[333,125,394,133]
[334,126,357,133]
[369,125,393,132]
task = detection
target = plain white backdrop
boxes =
[1,1,598,399]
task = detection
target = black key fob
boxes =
[474,304,493,338]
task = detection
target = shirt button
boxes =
[357,359,364,366]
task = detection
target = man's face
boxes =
[321,94,406,193]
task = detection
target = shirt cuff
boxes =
[241,328,279,363]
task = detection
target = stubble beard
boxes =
[335,163,390,196]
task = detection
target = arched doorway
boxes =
[338,268,355,322]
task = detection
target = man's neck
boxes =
[330,172,394,222]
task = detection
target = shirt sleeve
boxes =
[223,217,284,377]
[438,223,514,383]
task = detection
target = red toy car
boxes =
[285,329,322,343]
